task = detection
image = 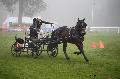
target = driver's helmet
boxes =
[33,18,36,22]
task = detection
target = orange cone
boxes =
[91,42,97,49]
[99,40,105,48]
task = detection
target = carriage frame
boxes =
[11,29,58,58]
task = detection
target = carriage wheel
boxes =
[26,47,30,55]
[31,51,37,58]
[31,46,41,58]
[11,44,16,56]
[36,46,42,56]
[47,46,58,57]
[11,44,21,57]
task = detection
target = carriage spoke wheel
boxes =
[11,44,16,56]
[37,46,42,56]
[26,48,30,55]
[11,44,21,57]
[31,46,41,58]
[31,51,37,58]
[47,46,58,57]
[31,48,37,58]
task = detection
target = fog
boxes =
[0,0,120,27]
[40,0,120,26]
[40,0,91,26]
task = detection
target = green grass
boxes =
[0,32,120,79]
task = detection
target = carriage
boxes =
[11,26,58,58]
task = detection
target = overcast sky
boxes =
[0,0,120,27]
[40,0,91,26]
[40,0,120,27]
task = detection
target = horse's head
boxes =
[75,18,87,36]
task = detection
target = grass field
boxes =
[0,32,120,79]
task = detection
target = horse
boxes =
[49,18,89,63]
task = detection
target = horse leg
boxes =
[63,41,70,60]
[76,43,89,63]
[74,43,82,55]
[80,47,89,63]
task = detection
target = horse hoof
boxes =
[84,61,89,64]
[66,57,70,60]
[74,52,77,54]
[33,56,38,59]
[77,53,80,55]
[74,52,81,55]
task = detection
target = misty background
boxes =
[0,0,120,27]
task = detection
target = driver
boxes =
[29,18,54,39]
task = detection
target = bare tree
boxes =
[0,0,18,13]
[0,0,46,25]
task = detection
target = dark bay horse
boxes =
[49,18,89,63]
